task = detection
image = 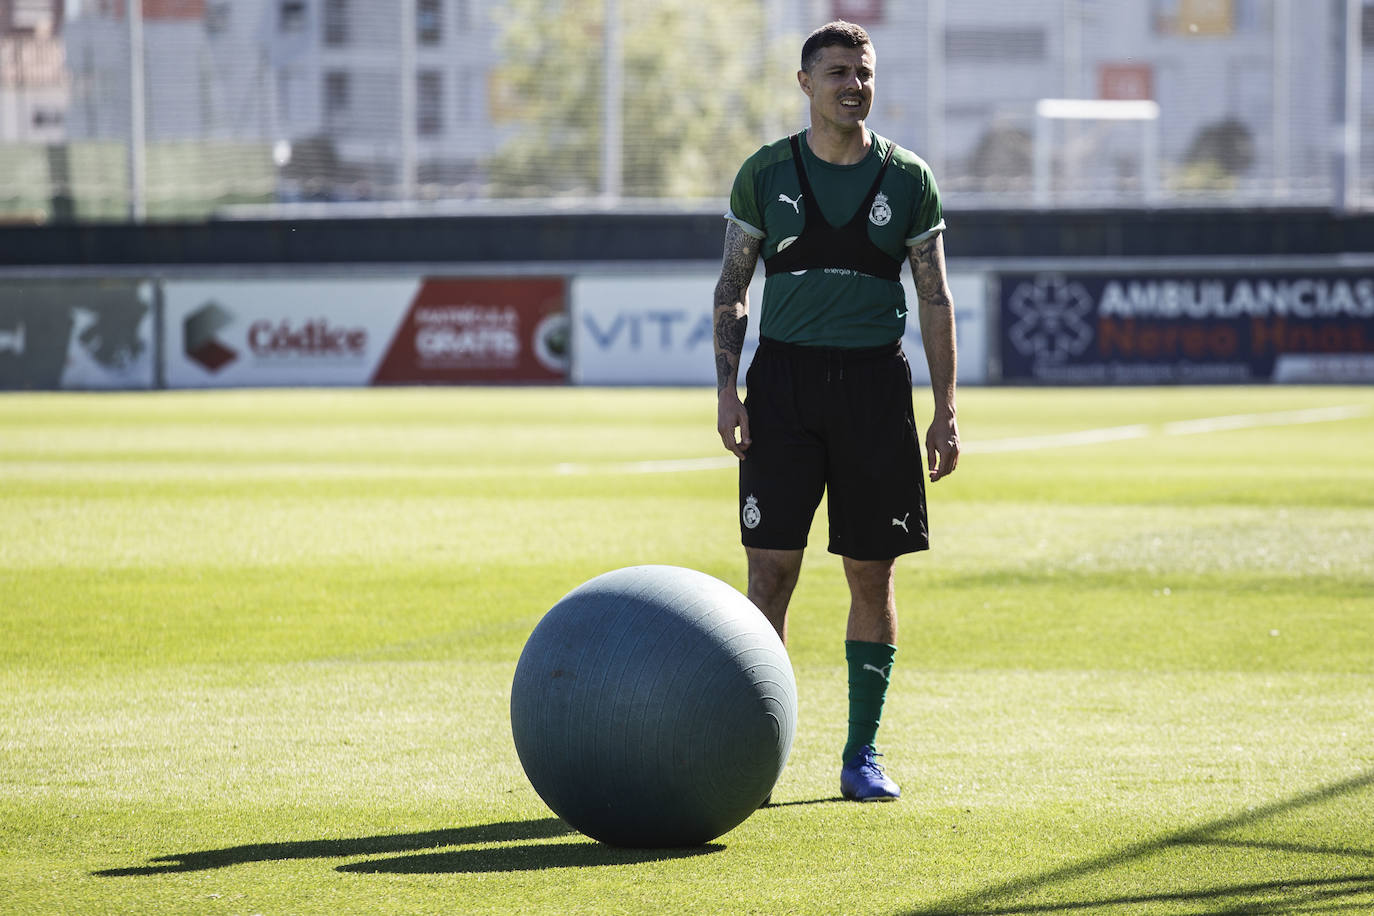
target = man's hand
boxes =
[909,233,959,483]
[925,409,959,482]
[718,389,751,460]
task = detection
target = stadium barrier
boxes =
[8,260,1374,388]
[0,271,572,390]
[0,264,990,390]
[6,208,1374,267]
[3,209,1374,389]
[0,277,156,390]
[997,266,1374,384]
[164,274,568,388]
[570,268,988,387]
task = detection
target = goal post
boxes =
[1033,98,1162,206]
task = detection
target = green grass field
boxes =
[2,385,1372,915]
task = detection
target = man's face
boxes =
[799,43,875,130]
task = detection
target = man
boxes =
[712,20,959,802]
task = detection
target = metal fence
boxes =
[0,0,1370,222]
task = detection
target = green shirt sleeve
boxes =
[725,152,766,239]
[903,156,945,246]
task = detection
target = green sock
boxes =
[843,640,897,763]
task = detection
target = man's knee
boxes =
[843,556,897,643]
[748,547,803,597]
[843,557,895,599]
[746,548,804,640]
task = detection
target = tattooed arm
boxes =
[714,221,761,459]
[909,232,960,481]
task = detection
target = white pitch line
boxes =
[553,404,1370,474]
[962,424,1150,454]
[1161,404,1371,436]
[556,456,735,475]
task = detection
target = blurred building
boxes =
[860,0,1341,205]
[0,0,66,143]
[61,0,500,201]
[0,0,1371,216]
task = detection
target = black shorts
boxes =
[738,336,929,560]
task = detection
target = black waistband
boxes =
[758,336,902,361]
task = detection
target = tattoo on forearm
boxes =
[908,235,953,311]
[909,233,958,406]
[715,311,747,359]
[714,351,738,392]
[714,315,747,391]
[712,223,760,391]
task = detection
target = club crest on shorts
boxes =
[742,494,762,530]
[869,191,892,227]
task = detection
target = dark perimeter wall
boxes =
[3,208,1374,266]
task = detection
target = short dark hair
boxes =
[800,21,872,73]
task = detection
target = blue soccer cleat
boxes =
[840,746,901,802]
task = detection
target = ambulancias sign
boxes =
[1000,271,1374,384]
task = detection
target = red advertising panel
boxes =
[1099,63,1154,101]
[94,0,206,18]
[372,277,569,384]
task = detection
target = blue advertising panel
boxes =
[999,271,1374,383]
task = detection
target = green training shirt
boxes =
[725,129,945,348]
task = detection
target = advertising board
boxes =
[570,272,730,386]
[999,270,1374,383]
[164,278,418,388]
[571,268,988,387]
[163,276,569,387]
[0,279,155,390]
[906,273,988,386]
[372,277,568,384]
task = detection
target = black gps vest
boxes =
[763,133,902,282]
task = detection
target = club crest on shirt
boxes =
[869,191,892,227]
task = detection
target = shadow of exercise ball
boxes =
[510,565,797,847]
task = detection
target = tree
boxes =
[968,121,1032,189]
[487,0,799,200]
[1172,117,1255,191]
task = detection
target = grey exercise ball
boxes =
[510,565,797,847]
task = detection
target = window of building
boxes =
[1152,0,1180,33]
[945,26,1046,63]
[279,0,306,31]
[1232,0,1268,32]
[1151,0,1267,36]
[418,69,443,135]
[324,70,351,123]
[323,0,348,46]
[4,0,55,34]
[204,0,230,33]
[417,0,441,44]
[32,107,63,128]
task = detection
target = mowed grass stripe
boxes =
[0,385,1371,915]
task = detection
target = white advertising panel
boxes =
[572,268,989,386]
[163,279,419,388]
[902,272,989,386]
[571,271,747,386]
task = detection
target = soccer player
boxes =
[712,20,959,802]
